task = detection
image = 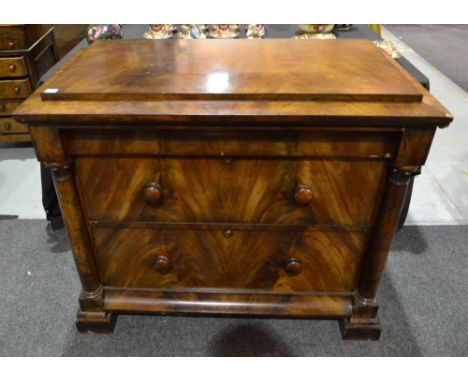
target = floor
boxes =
[0,25,467,224]
[1,221,467,356]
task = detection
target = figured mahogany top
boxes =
[14,39,453,127]
[39,39,423,102]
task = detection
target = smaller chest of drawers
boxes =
[0,24,58,143]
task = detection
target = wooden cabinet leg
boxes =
[76,310,117,333]
[341,167,415,340]
[339,293,381,340]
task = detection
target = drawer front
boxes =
[76,157,385,226]
[0,78,31,99]
[0,100,21,116]
[0,26,25,50]
[0,117,28,134]
[0,56,27,78]
[65,130,398,159]
[92,227,367,293]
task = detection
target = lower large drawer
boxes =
[92,227,368,293]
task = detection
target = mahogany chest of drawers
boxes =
[0,24,58,142]
[14,39,452,339]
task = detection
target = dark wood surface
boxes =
[15,38,452,339]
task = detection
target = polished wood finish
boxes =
[0,56,27,77]
[74,156,386,226]
[0,100,21,115]
[0,78,32,99]
[1,116,28,133]
[40,40,423,103]
[92,227,367,292]
[14,40,452,339]
[0,25,58,143]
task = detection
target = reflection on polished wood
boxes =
[14,39,452,338]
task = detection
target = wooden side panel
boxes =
[75,157,385,226]
[92,227,367,293]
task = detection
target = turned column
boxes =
[340,167,416,340]
[29,126,115,332]
[357,168,414,301]
[50,163,103,306]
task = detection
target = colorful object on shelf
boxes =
[208,24,240,39]
[373,40,402,59]
[246,24,266,39]
[297,24,334,34]
[176,25,192,39]
[86,24,123,44]
[293,32,336,40]
[334,24,352,31]
[176,25,208,39]
[143,25,175,40]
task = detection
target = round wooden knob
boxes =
[0,104,4,112]
[294,185,313,207]
[8,41,15,49]
[154,255,170,274]
[143,182,162,206]
[4,123,11,131]
[285,258,302,275]
[8,64,16,72]
[14,87,20,95]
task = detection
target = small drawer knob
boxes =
[154,255,170,274]
[285,258,302,275]
[143,182,162,206]
[8,41,15,49]
[8,64,16,72]
[0,104,5,112]
[4,123,11,131]
[294,185,313,207]
[14,87,21,95]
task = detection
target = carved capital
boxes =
[50,163,72,182]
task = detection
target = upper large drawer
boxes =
[75,156,386,226]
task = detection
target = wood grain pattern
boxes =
[0,56,27,77]
[64,128,399,158]
[104,289,352,318]
[13,40,453,338]
[0,100,21,116]
[40,40,423,102]
[0,117,28,134]
[0,78,31,99]
[75,156,386,226]
[0,24,53,51]
[92,227,367,293]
